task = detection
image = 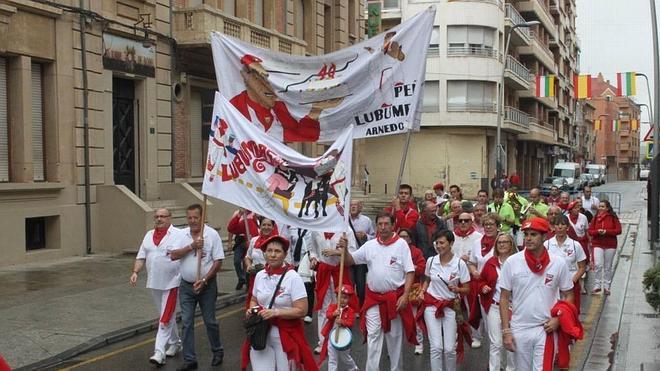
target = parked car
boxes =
[640,169,650,181]
[540,176,569,195]
[578,173,595,189]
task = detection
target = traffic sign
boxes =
[643,126,654,141]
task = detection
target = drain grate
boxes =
[639,313,660,318]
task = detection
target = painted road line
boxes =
[60,307,244,371]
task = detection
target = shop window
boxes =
[25,216,60,251]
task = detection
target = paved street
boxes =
[3,181,656,371]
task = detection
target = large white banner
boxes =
[210,7,435,142]
[202,92,353,232]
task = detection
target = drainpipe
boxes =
[169,0,176,184]
[79,1,92,254]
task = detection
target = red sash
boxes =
[159,288,178,325]
[359,286,418,345]
[415,292,471,363]
[313,262,358,312]
[543,300,583,371]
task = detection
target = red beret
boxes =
[433,182,444,191]
[258,234,290,252]
[335,284,355,295]
[240,54,263,65]
[567,200,581,211]
[521,218,550,233]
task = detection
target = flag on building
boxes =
[611,119,619,132]
[573,75,592,99]
[616,72,637,96]
[631,119,639,130]
[594,119,602,130]
[535,75,555,97]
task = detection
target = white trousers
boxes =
[512,326,549,371]
[150,288,180,355]
[486,305,515,371]
[250,326,293,371]
[328,343,358,371]
[593,247,616,290]
[365,305,403,371]
[317,278,337,347]
[424,306,457,371]
[412,305,424,347]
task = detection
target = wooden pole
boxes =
[395,128,413,192]
[334,232,348,343]
[242,209,252,241]
[196,195,208,282]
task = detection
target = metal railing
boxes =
[447,46,498,58]
[449,0,504,8]
[505,4,532,39]
[447,102,497,113]
[529,30,554,61]
[505,106,530,126]
[506,55,532,82]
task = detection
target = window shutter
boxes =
[190,90,203,177]
[467,26,484,45]
[483,28,494,48]
[446,80,466,104]
[31,63,45,181]
[0,58,8,182]
[447,26,466,45]
[422,80,439,112]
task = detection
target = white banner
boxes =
[210,7,435,142]
[202,92,353,232]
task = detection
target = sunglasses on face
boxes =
[458,219,472,224]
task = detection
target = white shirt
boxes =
[425,254,471,300]
[246,236,267,266]
[581,195,600,213]
[453,230,483,262]
[499,251,573,331]
[469,237,494,273]
[309,231,357,266]
[252,269,307,310]
[136,225,185,290]
[568,213,589,238]
[286,227,309,265]
[179,225,225,283]
[350,214,375,240]
[544,236,586,273]
[351,237,415,293]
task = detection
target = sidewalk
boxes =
[0,252,245,370]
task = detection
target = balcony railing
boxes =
[447,102,497,113]
[505,4,531,39]
[450,0,504,8]
[505,106,530,127]
[529,30,555,61]
[506,55,532,82]
[447,46,498,58]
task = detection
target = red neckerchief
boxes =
[377,233,399,246]
[264,263,289,276]
[524,248,550,274]
[594,211,609,224]
[569,213,579,224]
[480,235,496,256]
[254,232,276,250]
[323,232,335,240]
[454,226,476,238]
[153,226,168,246]
[558,202,569,211]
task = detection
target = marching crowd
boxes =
[130,182,622,371]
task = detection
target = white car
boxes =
[640,169,650,180]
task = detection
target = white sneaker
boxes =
[149,351,166,365]
[414,344,423,355]
[304,315,313,323]
[471,339,482,349]
[314,345,322,354]
[165,342,181,357]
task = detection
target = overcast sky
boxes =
[576,0,655,142]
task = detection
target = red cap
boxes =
[335,284,355,295]
[258,234,290,252]
[567,200,581,211]
[240,54,263,65]
[433,182,444,191]
[521,218,550,233]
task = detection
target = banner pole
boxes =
[395,128,413,192]
[334,232,348,343]
[197,195,208,282]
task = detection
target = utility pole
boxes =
[650,0,659,246]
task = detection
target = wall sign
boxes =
[102,33,155,77]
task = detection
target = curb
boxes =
[17,291,247,371]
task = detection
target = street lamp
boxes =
[496,20,541,187]
[636,73,654,127]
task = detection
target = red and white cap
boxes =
[521,217,550,233]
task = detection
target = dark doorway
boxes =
[112,78,136,193]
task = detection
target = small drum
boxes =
[329,327,353,351]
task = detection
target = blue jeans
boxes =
[233,241,247,284]
[179,279,223,362]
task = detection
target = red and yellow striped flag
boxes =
[594,119,602,130]
[573,75,592,99]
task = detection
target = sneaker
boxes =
[471,339,482,349]
[592,288,602,295]
[304,316,313,324]
[314,345,322,354]
[149,351,166,366]
[235,281,245,290]
[165,342,181,357]
[604,288,611,296]
[414,344,423,355]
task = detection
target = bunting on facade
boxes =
[573,75,592,99]
[594,119,602,131]
[535,75,555,97]
[631,119,639,131]
[616,72,637,96]
[611,119,619,132]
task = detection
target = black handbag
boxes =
[244,269,288,351]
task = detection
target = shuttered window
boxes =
[0,58,8,182]
[190,90,203,177]
[32,63,45,181]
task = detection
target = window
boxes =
[447,80,496,112]
[324,4,333,53]
[422,81,439,112]
[0,57,8,182]
[348,0,356,37]
[191,89,215,178]
[428,26,440,56]
[383,0,399,10]
[31,63,45,181]
[447,25,496,57]
[25,216,60,251]
[223,0,236,16]
[294,0,304,39]
[254,0,264,26]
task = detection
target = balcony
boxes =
[505,4,532,46]
[619,142,632,151]
[447,46,499,59]
[518,118,557,144]
[448,0,504,7]
[518,30,556,71]
[519,87,559,110]
[173,4,306,54]
[447,102,497,113]
[504,55,532,90]
[516,0,557,40]
[503,106,530,133]
[620,130,631,137]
